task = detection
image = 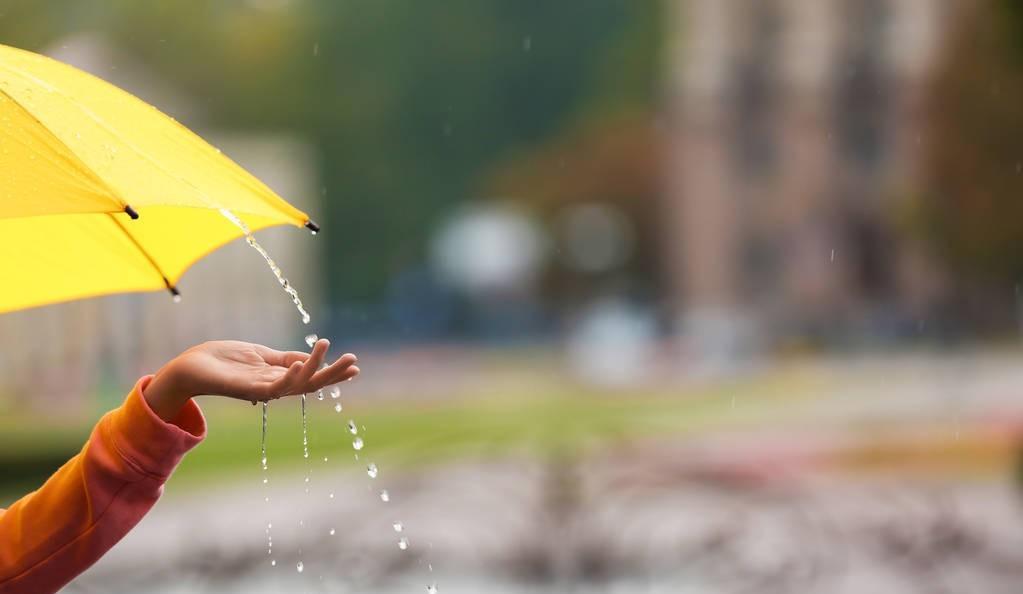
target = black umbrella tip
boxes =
[162,277,181,301]
[305,219,320,234]
[124,205,140,220]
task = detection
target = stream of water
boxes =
[220,208,432,590]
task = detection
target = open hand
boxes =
[144,339,358,420]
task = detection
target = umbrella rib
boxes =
[0,86,138,218]
[1,57,311,227]
[106,213,179,297]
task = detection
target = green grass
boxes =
[0,365,825,501]
[169,368,822,490]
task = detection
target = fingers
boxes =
[265,360,305,399]
[307,353,359,390]
[258,339,359,399]
[294,339,329,388]
[281,350,312,367]
[336,364,360,383]
[255,345,311,367]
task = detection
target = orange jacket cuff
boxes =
[107,375,206,478]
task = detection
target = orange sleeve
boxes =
[0,376,205,594]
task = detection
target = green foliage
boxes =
[919,0,1023,284]
[302,0,649,301]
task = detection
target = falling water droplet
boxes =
[367,463,378,478]
[305,334,318,347]
[334,402,343,413]
[380,490,390,502]
[296,561,304,573]
[329,528,336,536]
[393,522,404,533]
[261,401,272,561]
[398,537,410,550]
[352,437,364,450]
[301,394,309,459]
[219,208,312,324]
[323,456,329,462]
[427,585,438,594]
[347,420,358,435]
[172,294,182,304]
[329,492,335,499]
[271,559,276,567]
[316,389,325,401]
[329,385,341,399]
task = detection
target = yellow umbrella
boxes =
[0,43,319,314]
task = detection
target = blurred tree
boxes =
[486,1,665,301]
[919,0,1023,287]
[305,0,642,302]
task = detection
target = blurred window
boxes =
[835,0,890,172]
[732,1,781,178]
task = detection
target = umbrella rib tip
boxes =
[163,277,180,298]
[305,219,320,233]
[124,205,140,220]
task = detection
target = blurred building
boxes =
[664,0,954,356]
[0,34,321,412]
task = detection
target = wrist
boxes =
[144,363,195,422]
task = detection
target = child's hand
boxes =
[144,339,358,420]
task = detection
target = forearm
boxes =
[0,377,205,594]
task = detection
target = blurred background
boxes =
[4,0,1023,592]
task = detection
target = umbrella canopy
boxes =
[0,43,318,313]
